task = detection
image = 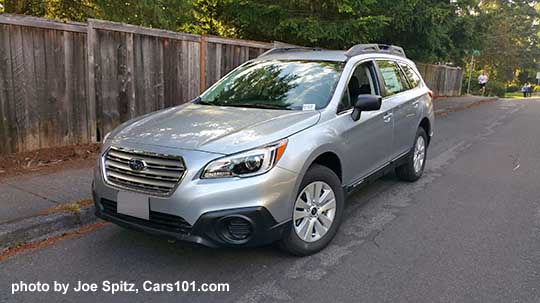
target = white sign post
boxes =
[537,72,540,95]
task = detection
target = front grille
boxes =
[103,146,185,196]
[100,199,192,235]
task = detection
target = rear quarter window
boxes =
[399,63,422,89]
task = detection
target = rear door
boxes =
[375,60,415,159]
[396,62,425,151]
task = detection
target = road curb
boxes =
[0,205,98,252]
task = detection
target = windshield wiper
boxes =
[221,103,290,110]
[194,99,290,110]
[193,98,215,106]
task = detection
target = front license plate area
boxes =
[117,191,149,220]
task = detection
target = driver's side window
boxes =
[338,62,376,113]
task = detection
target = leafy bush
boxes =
[488,80,506,97]
[506,84,519,92]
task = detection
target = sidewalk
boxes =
[433,95,498,117]
[0,167,93,224]
[0,95,497,251]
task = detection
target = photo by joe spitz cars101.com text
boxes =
[93,44,434,256]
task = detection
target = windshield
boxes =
[199,60,344,110]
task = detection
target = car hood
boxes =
[111,103,320,154]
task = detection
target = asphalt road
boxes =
[1,98,540,303]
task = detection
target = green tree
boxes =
[180,0,235,36]
[469,0,540,85]
[4,0,194,30]
[372,0,456,62]
[4,0,540,88]
[188,0,483,64]
[189,0,390,49]
[93,0,194,31]
[5,0,96,22]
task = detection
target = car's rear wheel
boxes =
[279,164,344,256]
[395,127,428,182]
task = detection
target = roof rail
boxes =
[258,46,324,58]
[345,44,406,58]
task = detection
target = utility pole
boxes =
[467,54,475,95]
[466,50,481,95]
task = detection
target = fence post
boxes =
[457,68,464,95]
[86,20,97,142]
[125,33,136,118]
[199,34,206,93]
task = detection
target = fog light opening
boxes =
[218,216,254,244]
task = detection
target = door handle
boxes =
[412,100,420,108]
[383,112,393,122]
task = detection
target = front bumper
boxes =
[94,195,290,247]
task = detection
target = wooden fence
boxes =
[0,15,89,155]
[0,15,272,154]
[417,63,463,97]
[0,14,462,155]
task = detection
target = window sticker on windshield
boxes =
[302,104,316,111]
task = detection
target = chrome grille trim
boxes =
[102,146,186,196]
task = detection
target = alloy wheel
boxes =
[293,181,337,242]
[413,136,426,174]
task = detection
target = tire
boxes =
[279,164,344,256]
[395,127,428,182]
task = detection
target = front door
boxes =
[338,62,394,185]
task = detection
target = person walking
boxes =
[522,83,528,98]
[478,72,488,96]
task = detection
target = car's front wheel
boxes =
[279,164,344,256]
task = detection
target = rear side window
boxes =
[399,63,422,88]
[377,61,410,96]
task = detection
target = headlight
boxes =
[202,139,288,179]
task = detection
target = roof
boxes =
[257,50,348,62]
[257,44,406,62]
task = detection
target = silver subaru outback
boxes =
[93,44,434,256]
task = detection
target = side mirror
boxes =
[352,95,382,121]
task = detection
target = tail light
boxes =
[427,90,433,99]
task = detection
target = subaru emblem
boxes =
[129,159,146,171]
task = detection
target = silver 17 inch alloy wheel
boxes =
[293,181,337,242]
[413,135,426,174]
